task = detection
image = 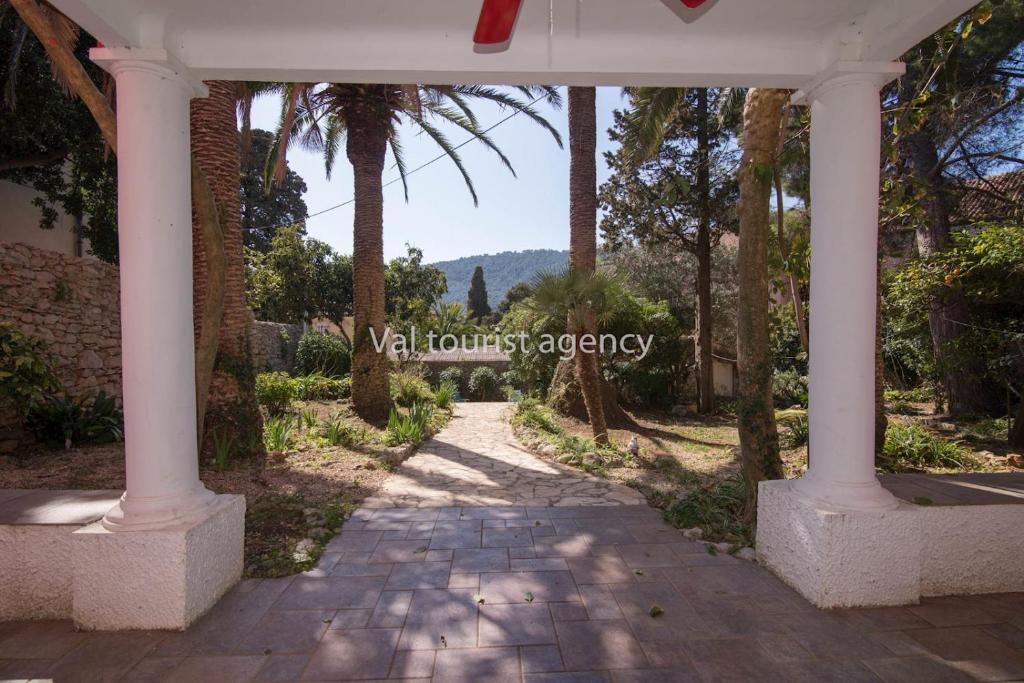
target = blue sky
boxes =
[249,87,624,263]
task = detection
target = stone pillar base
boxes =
[756,480,921,608]
[72,494,245,630]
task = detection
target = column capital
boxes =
[90,47,208,98]
[792,60,905,105]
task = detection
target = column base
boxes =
[756,480,920,608]
[792,472,900,512]
[101,483,219,531]
[72,493,245,630]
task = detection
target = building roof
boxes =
[418,348,511,363]
[953,170,1024,226]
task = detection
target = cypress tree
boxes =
[466,266,491,321]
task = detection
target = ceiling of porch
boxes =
[53,0,977,87]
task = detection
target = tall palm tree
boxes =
[566,86,608,444]
[275,84,562,421]
[736,88,788,516]
[191,82,263,451]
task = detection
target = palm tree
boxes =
[191,82,263,451]
[275,84,562,421]
[566,86,608,444]
[736,88,788,516]
[529,268,625,445]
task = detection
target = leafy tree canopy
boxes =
[241,128,308,253]
[466,265,491,321]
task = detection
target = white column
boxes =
[100,58,216,530]
[795,73,898,511]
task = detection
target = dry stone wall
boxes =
[0,242,122,452]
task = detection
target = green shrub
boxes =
[385,402,433,445]
[438,366,463,388]
[295,332,351,378]
[391,371,434,408]
[293,372,347,400]
[779,414,809,448]
[264,414,294,451]
[664,476,752,546]
[772,368,808,408]
[300,408,318,429]
[0,323,59,408]
[320,416,366,447]
[26,391,123,450]
[434,380,456,410]
[468,366,501,401]
[511,398,560,434]
[211,430,236,471]
[256,372,295,416]
[881,422,975,471]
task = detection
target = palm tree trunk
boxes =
[737,88,787,518]
[773,104,809,353]
[191,81,263,452]
[695,88,715,414]
[567,86,608,445]
[875,232,888,457]
[346,105,392,423]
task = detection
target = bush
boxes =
[295,332,351,378]
[881,422,975,471]
[293,372,347,400]
[263,414,294,451]
[26,391,123,450]
[468,366,501,401]
[256,372,295,416]
[434,380,456,410]
[511,397,560,434]
[0,323,59,408]
[385,402,433,446]
[438,366,463,388]
[772,368,808,408]
[320,416,366,447]
[779,414,809,448]
[391,371,434,408]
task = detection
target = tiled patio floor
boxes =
[2,404,1023,682]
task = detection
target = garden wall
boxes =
[0,242,122,453]
[251,320,303,374]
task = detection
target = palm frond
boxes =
[388,133,410,201]
[423,103,516,176]
[621,87,684,166]
[452,84,564,148]
[414,117,479,205]
[323,113,344,180]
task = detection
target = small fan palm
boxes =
[528,268,625,333]
[269,83,563,421]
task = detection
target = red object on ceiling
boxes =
[473,0,709,46]
[474,0,523,44]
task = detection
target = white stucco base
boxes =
[0,525,78,621]
[757,479,1024,608]
[71,493,245,631]
[757,480,922,608]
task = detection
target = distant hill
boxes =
[432,249,569,307]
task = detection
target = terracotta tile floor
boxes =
[2,405,1023,681]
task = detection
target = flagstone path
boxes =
[2,403,1023,682]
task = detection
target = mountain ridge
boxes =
[431,249,569,307]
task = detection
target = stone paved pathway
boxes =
[364,403,645,508]
[2,403,1024,681]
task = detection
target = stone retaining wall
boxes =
[251,320,303,374]
[0,242,122,452]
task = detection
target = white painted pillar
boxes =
[795,72,898,511]
[97,56,216,530]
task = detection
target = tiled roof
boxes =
[418,348,510,363]
[952,169,1024,225]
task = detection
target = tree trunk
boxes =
[903,129,990,416]
[566,86,609,445]
[547,357,634,427]
[875,230,888,457]
[191,81,263,453]
[695,88,715,414]
[346,104,392,423]
[736,88,787,518]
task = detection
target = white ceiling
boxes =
[55,0,978,87]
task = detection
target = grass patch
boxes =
[880,422,977,472]
[511,398,626,472]
[243,494,355,577]
[663,475,752,547]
